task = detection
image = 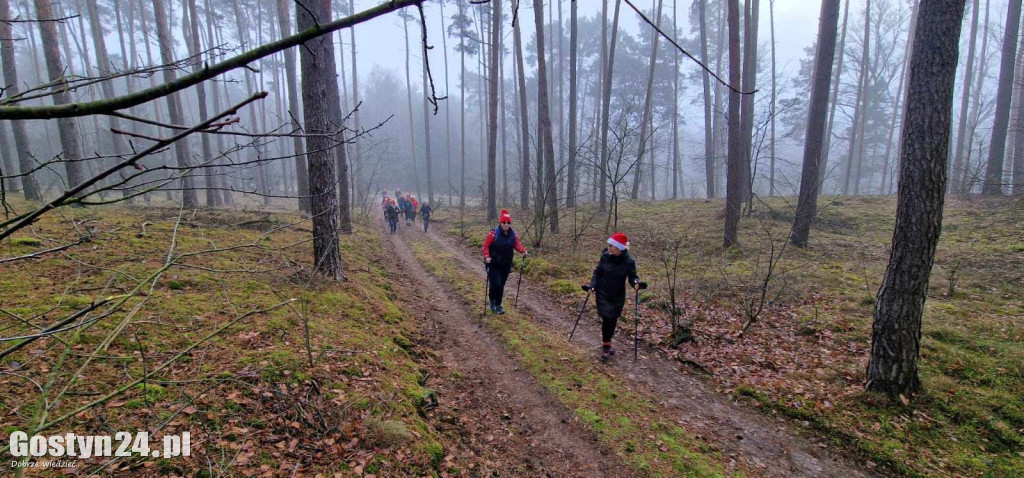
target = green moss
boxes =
[548,279,578,295]
[419,441,444,469]
[10,237,42,247]
[392,335,412,349]
[61,295,94,310]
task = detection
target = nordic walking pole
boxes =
[568,287,591,342]
[514,253,527,308]
[634,282,648,362]
[484,263,490,316]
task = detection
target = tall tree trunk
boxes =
[843,0,870,196]
[739,0,760,203]
[331,68,352,234]
[566,0,579,207]
[402,14,422,200]
[440,1,453,206]
[867,0,966,398]
[631,0,664,200]
[349,0,362,200]
[296,0,341,279]
[422,14,435,206]
[981,0,1022,195]
[712,0,727,197]
[205,0,232,206]
[791,0,842,248]
[33,0,83,189]
[723,0,742,247]
[951,0,981,194]
[85,0,127,190]
[1006,32,1024,189]
[595,0,609,204]
[0,0,40,200]
[486,0,500,220]
[880,2,918,195]
[231,0,269,204]
[557,0,565,203]
[514,11,530,210]
[276,0,310,213]
[699,0,714,199]
[599,0,622,213]
[460,3,468,210]
[0,120,14,195]
[477,8,486,197]
[534,0,558,233]
[501,44,508,205]
[184,0,218,207]
[1014,30,1024,196]
[961,0,991,193]
[769,0,777,196]
[152,0,197,207]
[671,0,679,200]
[822,0,850,189]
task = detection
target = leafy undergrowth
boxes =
[436,196,1024,477]
[405,233,735,477]
[1,200,447,476]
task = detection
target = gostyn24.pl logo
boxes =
[9,431,190,463]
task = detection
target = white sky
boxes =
[346,0,822,97]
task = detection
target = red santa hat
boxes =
[607,232,629,251]
[500,209,513,223]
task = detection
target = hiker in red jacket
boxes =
[482,209,527,314]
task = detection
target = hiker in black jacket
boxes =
[420,203,433,233]
[582,232,642,361]
[384,201,400,235]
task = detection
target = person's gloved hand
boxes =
[581,285,592,292]
[485,257,491,264]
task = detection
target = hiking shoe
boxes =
[601,350,611,361]
[607,346,615,356]
[495,305,506,315]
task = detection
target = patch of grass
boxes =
[363,418,412,448]
[10,237,42,247]
[548,278,578,295]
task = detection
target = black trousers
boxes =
[601,315,619,343]
[388,218,397,234]
[423,217,430,233]
[487,262,513,305]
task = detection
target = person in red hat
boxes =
[582,232,643,361]
[383,196,400,235]
[482,209,528,314]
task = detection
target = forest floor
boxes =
[2,195,1019,477]
[0,200,503,476]
[430,194,1023,477]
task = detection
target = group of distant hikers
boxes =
[380,189,432,235]
[381,191,645,361]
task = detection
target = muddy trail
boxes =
[416,225,877,477]
[380,221,633,476]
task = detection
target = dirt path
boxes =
[423,226,877,477]
[380,222,632,476]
